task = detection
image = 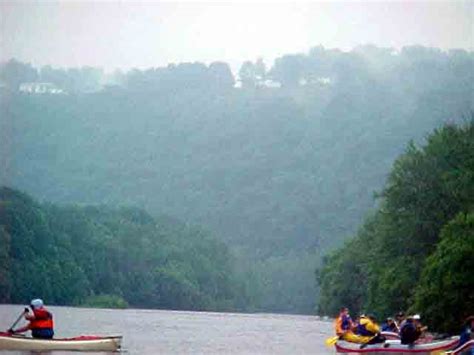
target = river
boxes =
[0,305,335,354]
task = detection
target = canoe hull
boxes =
[336,336,459,354]
[448,340,474,355]
[0,334,122,351]
[381,331,400,340]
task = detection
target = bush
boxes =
[80,294,128,309]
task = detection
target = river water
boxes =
[0,305,335,354]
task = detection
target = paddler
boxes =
[459,315,474,349]
[356,314,387,348]
[400,315,423,346]
[334,308,377,345]
[335,307,354,339]
[395,311,405,329]
[8,299,54,339]
[381,317,399,332]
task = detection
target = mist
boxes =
[1,1,472,71]
[0,1,473,329]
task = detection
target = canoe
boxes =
[335,336,459,354]
[381,331,401,340]
[447,339,474,355]
[0,332,122,351]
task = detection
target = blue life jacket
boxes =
[341,315,352,330]
[459,326,472,346]
[382,322,397,332]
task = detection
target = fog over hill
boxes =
[1,45,473,312]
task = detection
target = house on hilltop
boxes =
[19,82,65,94]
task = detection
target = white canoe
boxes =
[335,336,459,354]
[0,333,122,351]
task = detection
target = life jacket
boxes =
[400,321,418,344]
[381,322,398,332]
[356,317,380,337]
[30,308,54,330]
[335,314,353,335]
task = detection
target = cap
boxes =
[30,299,44,309]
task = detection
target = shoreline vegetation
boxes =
[318,120,474,334]
[1,45,473,322]
[0,187,242,312]
[80,294,128,309]
[1,120,471,330]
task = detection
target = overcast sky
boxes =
[1,1,473,72]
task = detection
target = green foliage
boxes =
[318,120,474,331]
[411,212,474,333]
[80,294,128,309]
[0,187,243,311]
[0,226,12,301]
[317,214,378,316]
[81,294,128,309]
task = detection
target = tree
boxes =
[239,61,258,89]
[254,58,266,83]
[39,65,69,89]
[0,226,11,301]
[0,186,242,311]
[411,212,474,333]
[318,120,474,326]
[0,59,38,90]
[208,61,235,90]
[269,54,306,88]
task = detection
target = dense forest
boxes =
[1,45,473,313]
[0,187,244,311]
[318,121,474,332]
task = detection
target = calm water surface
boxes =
[0,305,335,354]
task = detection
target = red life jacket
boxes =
[30,308,54,330]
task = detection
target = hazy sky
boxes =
[1,1,473,71]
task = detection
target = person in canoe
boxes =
[459,316,474,350]
[8,299,54,339]
[395,311,405,330]
[335,308,386,347]
[355,314,386,348]
[335,307,355,339]
[381,317,399,332]
[400,315,424,346]
[413,314,428,336]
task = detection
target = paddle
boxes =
[7,308,29,333]
[325,335,340,347]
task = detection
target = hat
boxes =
[413,314,421,320]
[30,299,44,309]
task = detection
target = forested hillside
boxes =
[1,45,473,313]
[0,187,242,310]
[318,121,474,332]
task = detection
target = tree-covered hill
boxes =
[318,120,474,333]
[1,45,473,313]
[0,187,242,310]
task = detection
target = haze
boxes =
[1,1,473,71]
